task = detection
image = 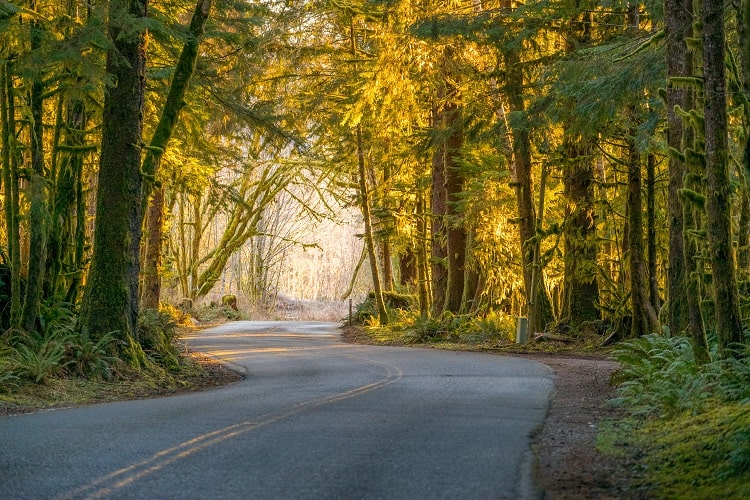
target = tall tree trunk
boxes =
[737,0,750,276]
[142,185,165,309]
[562,138,600,325]
[560,7,599,327]
[431,100,448,316]
[79,0,148,342]
[1,60,21,328]
[141,0,214,310]
[627,136,659,338]
[503,40,553,334]
[665,0,693,338]
[416,188,430,320]
[646,153,660,312]
[21,10,48,332]
[681,178,709,362]
[443,87,466,314]
[702,0,744,355]
[666,0,709,360]
[357,125,388,325]
[46,96,88,302]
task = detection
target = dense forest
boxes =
[2,0,750,494]
[4,0,749,355]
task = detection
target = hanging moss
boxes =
[678,188,706,209]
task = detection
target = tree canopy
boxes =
[0,0,748,363]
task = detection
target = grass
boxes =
[617,404,750,499]
[597,334,750,499]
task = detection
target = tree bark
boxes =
[1,60,22,329]
[357,125,388,325]
[416,188,430,320]
[737,0,750,276]
[443,84,466,314]
[627,136,659,338]
[21,10,48,332]
[141,0,214,310]
[46,96,88,302]
[431,100,448,316]
[504,41,553,334]
[702,0,744,355]
[665,0,708,360]
[562,138,600,325]
[665,0,692,338]
[646,153,660,312]
[79,0,148,342]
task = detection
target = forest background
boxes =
[2,0,747,355]
[2,0,750,495]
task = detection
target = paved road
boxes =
[0,321,554,499]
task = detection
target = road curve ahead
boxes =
[0,321,554,499]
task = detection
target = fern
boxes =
[68,328,123,380]
[12,336,69,383]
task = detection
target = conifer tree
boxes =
[79,0,148,343]
[702,0,744,355]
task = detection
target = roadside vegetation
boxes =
[0,302,240,413]
[606,334,750,499]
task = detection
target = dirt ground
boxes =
[522,353,645,499]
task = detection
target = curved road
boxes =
[1,321,553,499]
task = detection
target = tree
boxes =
[626,122,659,338]
[79,0,148,343]
[665,0,709,362]
[141,0,214,310]
[561,137,600,325]
[702,0,743,355]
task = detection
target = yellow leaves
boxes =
[161,139,216,194]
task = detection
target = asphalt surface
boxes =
[0,321,554,499]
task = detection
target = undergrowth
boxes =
[605,334,750,498]
[362,309,516,346]
[0,301,214,410]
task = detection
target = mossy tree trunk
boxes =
[736,0,750,276]
[627,134,659,338]
[430,99,449,316]
[646,153,660,312]
[357,125,388,325]
[45,96,89,303]
[1,60,22,328]
[79,0,148,342]
[21,11,48,333]
[503,34,553,335]
[562,138,601,325]
[702,0,744,355]
[141,0,214,310]
[561,10,600,327]
[665,0,692,337]
[416,188,430,320]
[442,68,466,314]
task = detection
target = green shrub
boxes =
[138,308,182,370]
[352,291,415,324]
[0,354,19,392]
[192,302,242,322]
[11,331,71,383]
[67,328,123,380]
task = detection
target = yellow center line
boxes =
[58,355,402,499]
